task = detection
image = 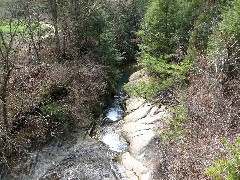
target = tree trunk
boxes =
[51,0,61,61]
[0,31,10,130]
[1,61,11,130]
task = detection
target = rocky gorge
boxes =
[2,66,171,180]
[113,70,171,180]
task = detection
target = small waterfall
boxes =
[2,62,138,180]
[99,62,138,152]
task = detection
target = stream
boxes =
[99,62,138,153]
[3,62,138,180]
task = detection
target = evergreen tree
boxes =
[138,0,181,57]
[137,0,194,90]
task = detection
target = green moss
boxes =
[41,102,68,120]
[124,79,157,101]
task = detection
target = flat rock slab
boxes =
[124,103,152,123]
[128,130,155,156]
[123,122,154,133]
[119,152,151,180]
[148,106,159,116]
[126,97,146,113]
[26,139,116,180]
[116,69,172,180]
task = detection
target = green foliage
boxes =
[41,103,68,120]
[177,0,204,50]
[136,0,199,98]
[112,0,149,59]
[73,8,107,49]
[124,76,177,101]
[158,94,187,144]
[124,78,160,100]
[0,19,52,39]
[0,20,24,34]
[138,0,200,55]
[0,0,15,4]
[138,0,181,56]
[205,138,240,180]
[40,84,51,99]
[186,0,229,62]
[219,1,240,38]
[90,8,123,66]
[140,53,190,78]
[94,0,149,66]
[129,51,191,99]
[188,12,213,54]
[207,0,240,75]
[135,0,232,100]
[0,0,13,2]
[96,28,123,66]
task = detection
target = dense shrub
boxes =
[205,138,240,180]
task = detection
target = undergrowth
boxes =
[40,102,68,120]
[158,94,187,145]
[205,138,240,180]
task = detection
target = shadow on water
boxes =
[105,61,138,122]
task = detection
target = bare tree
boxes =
[0,20,18,131]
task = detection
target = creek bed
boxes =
[99,62,138,152]
[1,62,138,180]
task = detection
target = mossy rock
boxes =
[40,102,68,120]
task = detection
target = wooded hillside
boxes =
[0,0,239,179]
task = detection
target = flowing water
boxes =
[99,62,138,153]
[2,62,138,179]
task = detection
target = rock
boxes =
[137,115,161,125]
[119,152,151,180]
[128,69,146,82]
[148,106,159,116]
[123,120,155,155]
[123,122,153,133]
[39,140,116,180]
[128,130,155,156]
[137,111,170,130]
[158,105,167,112]
[124,103,152,122]
[116,69,172,180]
[125,97,146,114]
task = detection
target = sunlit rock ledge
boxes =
[116,70,171,180]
